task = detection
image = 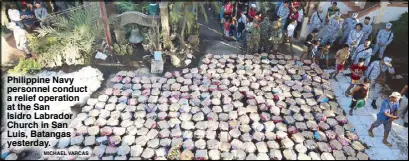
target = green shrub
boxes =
[8,58,43,75]
[390,12,408,45]
[28,4,103,67]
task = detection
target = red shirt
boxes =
[350,64,367,80]
[248,8,257,18]
[224,3,233,15]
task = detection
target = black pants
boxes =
[350,99,357,109]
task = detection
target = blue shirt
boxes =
[377,99,399,121]
[21,9,35,25]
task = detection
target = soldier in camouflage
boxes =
[270,20,282,52]
[246,18,260,54]
[259,17,273,52]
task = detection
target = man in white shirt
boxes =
[8,4,24,29]
[287,19,297,53]
[9,22,31,57]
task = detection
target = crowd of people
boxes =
[216,0,408,147]
[4,1,80,58]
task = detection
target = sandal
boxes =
[368,130,374,137]
[383,140,392,147]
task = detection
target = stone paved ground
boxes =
[328,70,408,160]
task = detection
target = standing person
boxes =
[299,29,319,61]
[259,16,273,52]
[8,4,24,29]
[326,1,340,22]
[286,19,297,54]
[236,12,246,41]
[321,13,341,45]
[242,16,254,52]
[349,78,371,116]
[330,44,350,81]
[351,40,373,66]
[346,23,364,54]
[373,23,394,59]
[224,1,233,18]
[296,6,304,38]
[246,16,260,54]
[339,13,359,45]
[269,20,283,52]
[288,7,299,38]
[360,17,373,44]
[399,84,408,127]
[223,16,232,40]
[9,22,32,58]
[219,2,226,30]
[248,4,257,20]
[365,57,395,109]
[34,0,49,28]
[368,92,401,147]
[346,58,367,96]
[20,3,35,31]
[309,7,324,34]
[277,1,290,35]
[319,42,331,69]
[308,40,320,64]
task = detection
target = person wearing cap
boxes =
[309,7,325,34]
[9,22,32,58]
[373,22,394,59]
[326,1,340,21]
[20,3,36,31]
[365,57,395,108]
[339,12,360,45]
[368,92,401,147]
[351,39,373,67]
[399,84,408,127]
[277,1,290,35]
[245,16,260,54]
[346,57,367,96]
[349,78,371,116]
[321,13,342,45]
[269,20,283,52]
[236,11,247,41]
[248,4,257,20]
[259,16,273,52]
[360,17,373,45]
[300,28,319,61]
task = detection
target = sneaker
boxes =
[25,54,32,58]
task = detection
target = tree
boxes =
[160,2,173,50]
[169,2,208,50]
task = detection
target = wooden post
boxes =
[99,1,113,57]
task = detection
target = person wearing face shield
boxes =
[309,7,325,34]
[349,78,371,116]
[368,92,402,147]
[365,57,395,109]
[321,13,341,45]
[373,22,394,59]
[339,12,359,45]
[351,39,373,67]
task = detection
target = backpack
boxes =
[238,21,245,32]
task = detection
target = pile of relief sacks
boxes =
[51,53,370,160]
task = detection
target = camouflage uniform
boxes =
[270,21,283,52]
[259,18,273,52]
[246,19,260,54]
